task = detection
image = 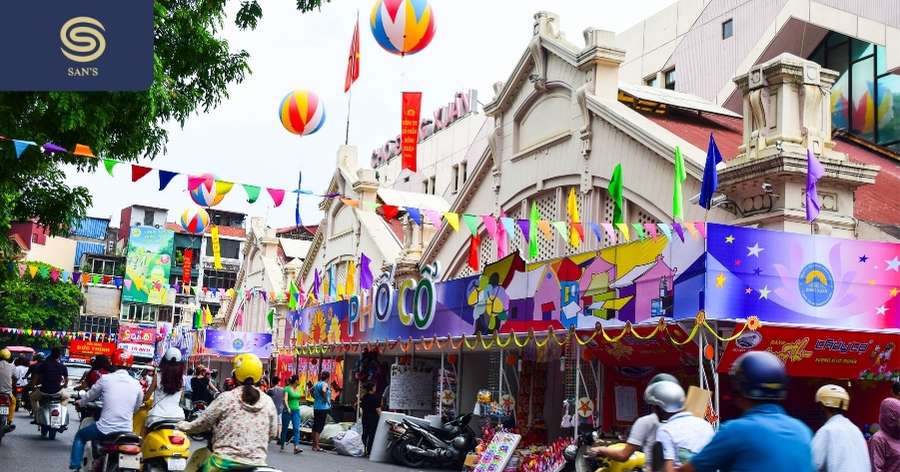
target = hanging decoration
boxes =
[188,173,231,207]
[279,90,326,136]
[179,207,210,234]
[401,91,422,171]
[370,0,436,56]
[210,225,223,270]
[182,248,193,286]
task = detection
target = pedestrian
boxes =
[588,373,679,471]
[810,384,869,471]
[869,397,900,472]
[281,375,304,454]
[650,381,714,471]
[359,382,381,456]
[679,351,814,472]
[267,376,284,443]
[311,371,332,452]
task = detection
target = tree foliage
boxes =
[0,262,83,332]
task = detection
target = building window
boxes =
[205,238,240,259]
[664,69,676,90]
[460,162,468,186]
[644,75,658,87]
[451,165,460,193]
[121,303,169,323]
[90,258,117,275]
[428,176,436,194]
[143,211,155,226]
[204,270,237,290]
[722,19,733,39]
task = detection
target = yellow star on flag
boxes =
[890,287,899,298]
[868,279,876,286]
[715,272,726,288]
[725,235,735,244]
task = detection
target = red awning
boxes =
[584,324,696,367]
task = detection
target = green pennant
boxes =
[242,184,261,204]
[608,164,624,224]
[462,214,479,236]
[37,265,50,279]
[91,274,101,284]
[528,202,540,260]
[631,223,646,239]
[103,159,118,177]
[551,221,569,240]
[673,146,686,220]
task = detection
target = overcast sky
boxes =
[65,0,676,229]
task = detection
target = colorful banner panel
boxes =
[718,325,900,380]
[203,329,273,358]
[293,234,705,345]
[123,226,175,304]
[703,223,900,329]
[68,340,116,361]
[118,323,157,344]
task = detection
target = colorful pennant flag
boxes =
[158,170,178,190]
[381,205,399,221]
[608,164,624,224]
[528,203,539,260]
[131,165,152,182]
[699,133,723,210]
[551,221,569,240]
[103,159,118,176]
[289,279,299,310]
[359,253,373,290]
[567,188,581,247]
[444,212,459,231]
[631,223,646,239]
[424,209,443,229]
[243,184,261,204]
[672,222,686,241]
[615,223,630,241]
[267,188,285,207]
[658,223,673,240]
[538,220,553,241]
[468,234,480,271]
[673,145,686,220]
[13,139,35,158]
[72,144,95,157]
[462,214,479,236]
[42,142,67,154]
[406,207,422,225]
[345,260,356,296]
[806,149,825,222]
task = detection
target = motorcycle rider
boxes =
[679,351,813,472]
[177,353,278,471]
[810,384,869,471]
[80,355,110,390]
[651,381,714,471]
[0,348,17,428]
[30,347,69,419]
[588,373,679,471]
[68,349,144,470]
[145,348,186,430]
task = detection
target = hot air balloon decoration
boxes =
[370,0,435,56]
[279,90,326,136]
[180,207,210,234]
[188,173,233,208]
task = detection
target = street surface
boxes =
[0,408,438,472]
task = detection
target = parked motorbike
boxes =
[563,428,644,472]
[142,420,191,472]
[35,392,69,439]
[0,392,13,444]
[386,413,476,469]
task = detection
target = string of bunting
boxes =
[293,313,761,355]
[0,326,117,342]
[5,262,125,288]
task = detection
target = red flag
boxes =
[131,165,152,182]
[401,92,422,172]
[182,248,193,286]
[468,234,480,271]
[344,16,360,92]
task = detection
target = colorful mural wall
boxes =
[123,225,175,304]
[703,224,900,330]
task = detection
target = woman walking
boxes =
[281,375,304,454]
[359,382,381,456]
[311,371,332,452]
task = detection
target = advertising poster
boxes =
[123,225,175,304]
[703,223,900,329]
[68,340,116,362]
[118,323,157,345]
[719,325,900,380]
[203,329,273,358]
[119,342,155,359]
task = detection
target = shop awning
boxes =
[584,324,696,367]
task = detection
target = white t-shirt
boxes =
[14,365,29,387]
[656,411,714,467]
[811,413,871,472]
[78,369,144,435]
[0,360,14,394]
[626,413,659,472]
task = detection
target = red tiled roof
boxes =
[275,224,318,235]
[645,110,900,224]
[164,222,247,238]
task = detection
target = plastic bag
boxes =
[350,419,363,434]
[333,429,365,457]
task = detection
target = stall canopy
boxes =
[585,325,696,367]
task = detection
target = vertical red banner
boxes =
[182,248,193,286]
[401,92,422,172]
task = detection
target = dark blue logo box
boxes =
[0,0,153,91]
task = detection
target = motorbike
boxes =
[0,392,12,444]
[74,390,103,470]
[14,385,27,411]
[186,401,208,441]
[185,431,282,472]
[35,391,69,439]
[385,413,476,469]
[563,428,644,472]
[142,420,191,472]
[82,431,143,472]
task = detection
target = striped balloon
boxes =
[279,90,326,136]
[180,207,210,234]
[370,0,435,56]
[189,173,231,207]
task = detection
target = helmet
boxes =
[645,380,685,413]
[815,384,850,410]
[645,373,679,402]
[111,348,134,368]
[730,351,787,401]
[232,353,263,384]
[162,347,182,363]
[0,348,10,361]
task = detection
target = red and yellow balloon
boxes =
[279,90,326,136]
[370,0,435,56]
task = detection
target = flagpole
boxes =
[344,88,352,145]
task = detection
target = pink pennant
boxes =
[424,209,444,230]
[50,269,59,282]
[643,223,658,239]
[694,221,707,238]
[496,216,508,259]
[601,223,617,244]
[17,263,26,278]
[266,188,285,207]
[187,175,207,191]
[481,215,499,241]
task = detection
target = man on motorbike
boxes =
[679,351,814,472]
[177,353,278,471]
[651,381,713,471]
[588,373,678,471]
[0,348,17,428]
[30,347,69,418]
[68,349,144,470]
[80,355,110,391]
[810,384,870,471]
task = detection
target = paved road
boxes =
[0,408,439,471]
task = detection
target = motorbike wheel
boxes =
[48,428,57,440]
[40,426,48,438]
[393,437,427,468]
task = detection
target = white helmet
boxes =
[815,384,850,411]
[162,347,182,363]
[646,380,685,413]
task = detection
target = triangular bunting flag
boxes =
[672,222,686,241]
[266,188,285,207]
[158,170,178,190]
[468,234,480,271]
[131,165,152,182]
[481,216,498,240]
[242,184,261,204]
[590,223,603,243]
[684,221,700,240]
[103,159,118,176]
[341,198,360,207]
[500,217,516,244]
[657,223,673,240]
[28,264,38,278]
[462,214,479,236]
[381,204,399,220]
[424,209,443,229]
[538,220,553,241]
[38,265,49,278]
[643,223,658,239]
[517,219,530,246]
[694,221,707,238]
[72,144,95,157]
[551,221,569,240]
[214,180,234,197]
[406,207,423,225]
[187,175,205,191]
[615,223,631,241]
[444,212,459,231]
[631,223,646,239]
[42,142,67,154]
[13,139,35,158]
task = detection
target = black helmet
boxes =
[730,351,787,401]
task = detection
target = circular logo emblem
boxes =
[232,337,245,351]
[799,262,834,307]
[60,16,106,63]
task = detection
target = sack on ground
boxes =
[333,430,365,457]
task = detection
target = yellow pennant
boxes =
[444,212,460,231]
[210,225,223,269]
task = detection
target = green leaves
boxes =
[0,262,82,343]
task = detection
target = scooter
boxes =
[142,420,191,472]
[385,413,476,469]
[74,390,103,470]
[14,385,27,411]
[183,432,281,472]
[87,431,143,472]
[565,429,644,472]
[185,401,208,441]
[35,391,69,439]
[0,392,13,444]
